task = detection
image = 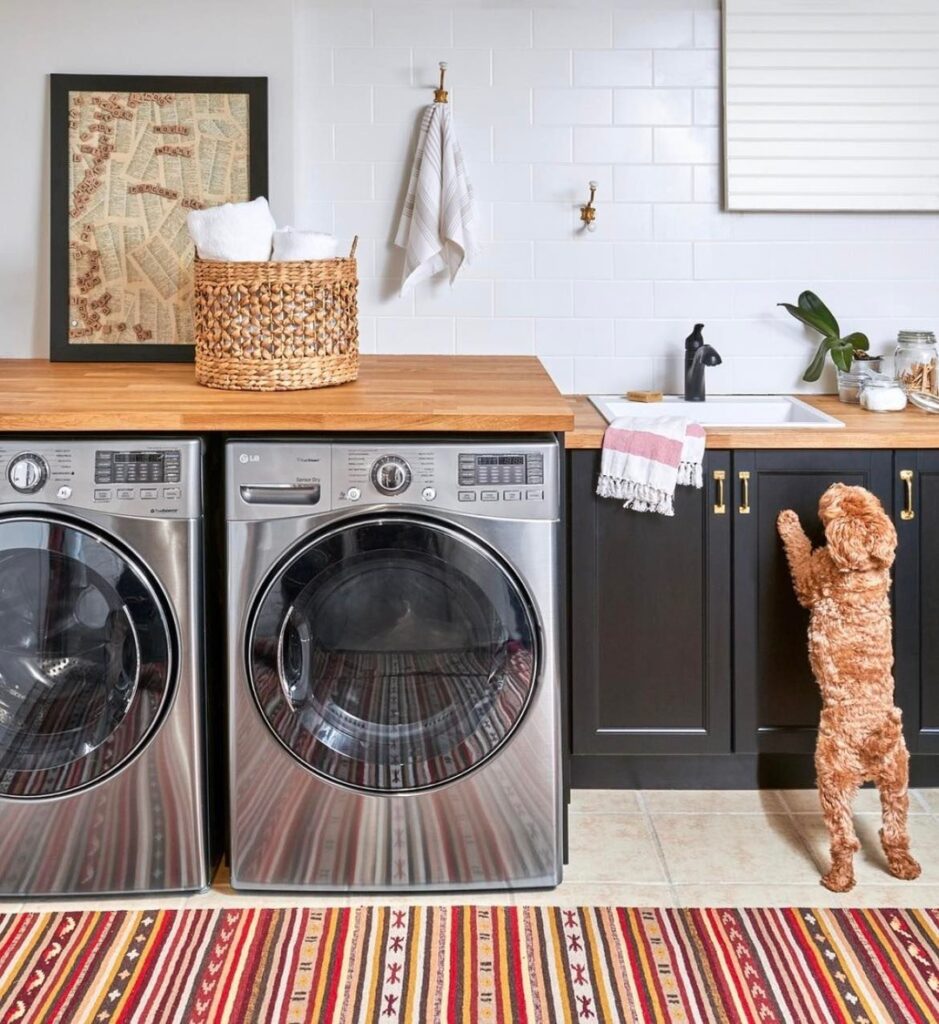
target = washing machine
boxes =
[0,439,209,896]
[227,437,562,892]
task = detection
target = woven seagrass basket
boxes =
[193,238,359,391]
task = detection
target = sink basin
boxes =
[589,395,844,429]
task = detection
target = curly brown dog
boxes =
[777,483,921,893]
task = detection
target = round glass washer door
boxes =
[247,516,539,793]
[0,517,175,797]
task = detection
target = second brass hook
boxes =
[580,181,598,231]
[434,62,449,103]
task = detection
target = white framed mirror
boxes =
[723,0,939,211]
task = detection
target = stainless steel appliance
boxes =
[0,440,209,896]
[226,438,562,892]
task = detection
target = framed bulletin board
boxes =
[50,74,268,361]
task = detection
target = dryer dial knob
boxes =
[8,453,48,494]
[371,455,412,496]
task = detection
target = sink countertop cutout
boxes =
[590,395,845,429]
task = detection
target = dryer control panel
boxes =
[0,440,201,519]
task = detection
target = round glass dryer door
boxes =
[247,516,539,792]
[0,517,174,797]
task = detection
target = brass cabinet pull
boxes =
[738,471,751,515]
[713,470,726,515]
[901,469,915,521]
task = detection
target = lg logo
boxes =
[239,453,260,464]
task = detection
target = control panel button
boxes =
[458,491,476,502]
[139,487,157,499]
[421,487,437,502]
[371,455,412,496]
[503,490,521,501]
[526,489,544,501]
[117,488,135,500]
[346,487,361,501]
[163,487,181,500]
[7,453,48,494]
[481,490,499,501]
[56,486,72,500]
[94,489,112,501]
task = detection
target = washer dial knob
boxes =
[371,455,412,496]
[8,453,48,494]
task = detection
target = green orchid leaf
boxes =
[798,291,840,338]
[802,337,836,382]
[842,331,870,353]
[830,343,853,373]
[777,302,838,339]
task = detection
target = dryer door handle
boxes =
[240,484,321,506]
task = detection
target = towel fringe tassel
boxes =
[677,461,703,489]
[596,475,675,516]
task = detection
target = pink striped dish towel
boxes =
[596,417,706,516]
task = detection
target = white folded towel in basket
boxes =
[394,102,478,296]
[597,416,706,516]
[186,197,275,262]
[272,228,338,262]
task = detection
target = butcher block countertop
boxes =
[566,394,939,450]
[0,357,574,434]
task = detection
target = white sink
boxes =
[589,395,844,429]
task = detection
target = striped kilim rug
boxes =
[0,905,937,1023]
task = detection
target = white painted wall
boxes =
[0,0,295,358]
[3,0,939,395]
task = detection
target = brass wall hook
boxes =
[434,62,449,103]
[580,181,598,231]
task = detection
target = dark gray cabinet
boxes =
[894,451,939,754]
[570,446,936,786]
[570,449,732,756]
[732,451,893,755]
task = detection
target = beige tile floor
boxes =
[8,789,939,913]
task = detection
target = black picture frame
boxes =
[50,74,268,362]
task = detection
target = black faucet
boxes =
[684,324,722,402]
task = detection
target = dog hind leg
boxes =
[876,736,921,881]
[816,769,861,893]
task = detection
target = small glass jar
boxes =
[894,331,938,395]
[859,375,907,412]
[837,356,882,404]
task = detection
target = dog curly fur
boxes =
[777,484,920,893]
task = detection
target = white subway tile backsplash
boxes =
[372,7,452,48]
[615,88,693,126]
[615,242,694,280]
[535,241,614,280]
[534,9,612,50]
[456,318,534,354]
[535,318,614,357]
[493,125,572,164]
[493,49,570,88]
[288,0,939,396]
[453,8,531,49]
[573,126,652,164]
[533,89,613,126]
[495,280,573,318]
[653,126,719,165]
[653,49,719,88]
[615,165,693,202]
[333,48,410,86]
[614,11,694,50]
[572,50,652,88]
[574,281,654,319]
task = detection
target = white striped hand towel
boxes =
[596,417,706,516]
[395,102,478,296]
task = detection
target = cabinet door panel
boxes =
[733,450,893,754]
[894,452,939,753]
[571,449,731,755]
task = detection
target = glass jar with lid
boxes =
[894,331,938,395]
[859,375,907,412]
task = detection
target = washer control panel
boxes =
[0,441,201,518]
[228,440,559,521]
